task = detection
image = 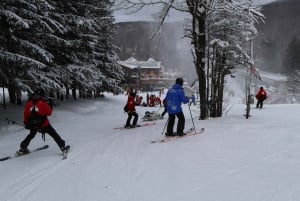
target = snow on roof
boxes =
[125,57,137,62]
[118,57,161,69]
[147,57,156,62]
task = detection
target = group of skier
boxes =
[124,77,268,137]
[13,77,267,157]
[124,77,189,136]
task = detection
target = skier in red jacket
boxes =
[18,89,67,154]
[256,87,267,109]
[125,87,139,128]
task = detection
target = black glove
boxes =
[24,122,30,130]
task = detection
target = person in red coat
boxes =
[256,87,267,109]
[149,95,155,107]
[125,87,139,128]
[18,89,67,154]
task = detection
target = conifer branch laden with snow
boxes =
[0,0,124,103]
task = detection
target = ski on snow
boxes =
[151,128,205,143]
[62,145,70,160]
[114,122,156,130]
[0,145,49,161]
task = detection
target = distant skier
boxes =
[256,87,267,109]
[146,93,149,106]
[18,89,68,154]
[125,87,139,128]
[189,94,196,106]
[165,78,189,137]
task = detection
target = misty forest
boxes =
[1,0,300,119]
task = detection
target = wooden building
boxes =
[118,57,181,91]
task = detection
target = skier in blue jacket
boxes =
[165,77,189,137]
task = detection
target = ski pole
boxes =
[162,117,169,135]
[41,132,46,141]
[5,118,23,126]
[188,103,196,132]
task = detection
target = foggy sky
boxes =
[113,0,279,82]
[114,0,277,23]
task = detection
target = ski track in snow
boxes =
[2,90,300,201]
[2,155,66,201]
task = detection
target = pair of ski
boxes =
[151,128,205,143]
[0,145,70,161]
[114,122,156,130]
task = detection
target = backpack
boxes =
[28,104,46,128]
[123,104,129,112]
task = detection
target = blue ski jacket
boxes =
[166,84,188,114]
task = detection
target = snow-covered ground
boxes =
[1,88,300,201]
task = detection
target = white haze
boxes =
[113,0,277,23]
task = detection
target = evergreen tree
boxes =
[45,0,124,98]
[0,0,59,103]
[0,0,123,103]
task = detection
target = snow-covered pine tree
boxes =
[0,0,123,102]
[47,0,123,99]
[0,0,59,103]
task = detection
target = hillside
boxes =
[254,0,300,72]
[1,91,300,201]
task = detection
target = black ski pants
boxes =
[256,99,264,108]
[20,124,65,150]
[126,111,138,127]
[167,111,185,135]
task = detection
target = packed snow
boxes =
[1,85,300,201]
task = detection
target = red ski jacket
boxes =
[256,89,267,101]
[24,98,52,128]
[127,93,136,112]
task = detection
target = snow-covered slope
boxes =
[1,91,300,201]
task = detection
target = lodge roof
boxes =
[118,57,162,70]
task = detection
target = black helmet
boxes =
[34,88,45,97]
[175,77,184,86]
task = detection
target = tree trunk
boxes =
[187,0,208,120]
[7,80,16,104]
